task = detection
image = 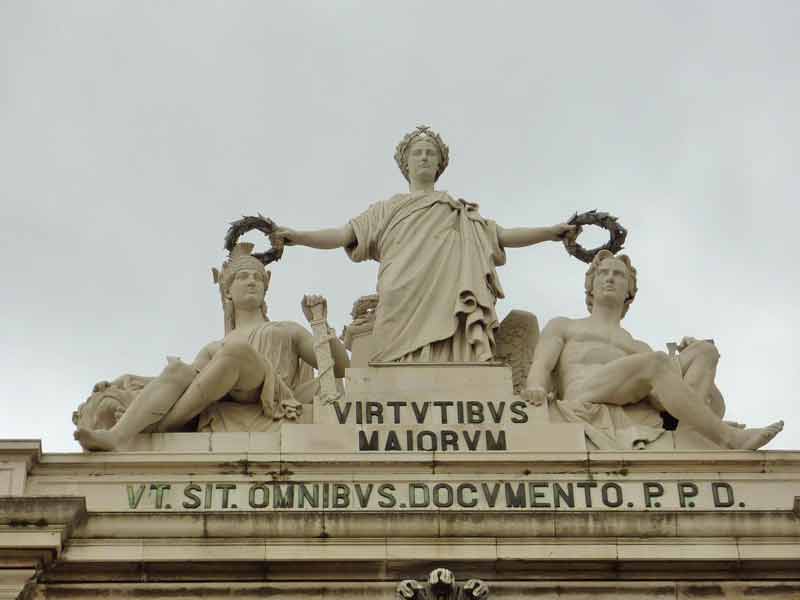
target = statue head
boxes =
[213,242,271,333]
[584,249,638,318]
[394,125,450,183]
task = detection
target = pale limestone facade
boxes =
[3,126,795,597]
[3,364,800,599]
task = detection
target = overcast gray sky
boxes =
[1,1,798,452]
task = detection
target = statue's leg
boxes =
[74,358,197,451]
[568,352,782,450]
[565,352,666,408]
[645,352,780,449]
[156,341,265,432]
[678,341,725,418]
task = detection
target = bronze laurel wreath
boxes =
[562,210,628,264]
[224,215,283,265]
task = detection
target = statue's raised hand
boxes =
[549,222,581,241]
[302,294,328,323]
[269,226,298,250]
[521,385,550,406]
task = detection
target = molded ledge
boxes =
[0,496,87,563]
[0,441,42,497]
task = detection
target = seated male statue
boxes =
[523,249,783,450]
[270,125,577,363]
[74,243,350,451]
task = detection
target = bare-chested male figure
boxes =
[524,249,783,450]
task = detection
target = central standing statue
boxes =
[271,126,576,362]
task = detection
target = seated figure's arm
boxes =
[288,322,350,378]
[523,318,568,404]
[328,336,351,377]
[271,224,355,250]
[497,223,577,248]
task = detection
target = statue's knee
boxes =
[695,341,720,364]
[159,359,197,386]
[217,341,257,363]
[649,351,673,376]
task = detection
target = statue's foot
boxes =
[728,421,783,450]
[73,428,120,451]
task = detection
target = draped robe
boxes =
[197,321,314,432]
[347,191,506,362]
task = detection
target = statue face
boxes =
[592,256,630,307]
[227,268,267,311]
[406,139,441,183]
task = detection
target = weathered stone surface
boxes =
[9,129,796,596]
[20,581,800,600]
[0,440,40,496]
[72,244,350,451]
[524,251,784,452]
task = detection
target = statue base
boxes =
[3,366,795,599]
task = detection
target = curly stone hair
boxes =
[584,249,638,318]
[394,125,450,182]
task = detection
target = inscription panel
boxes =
[28,474,800,513]
[117,478,795,512]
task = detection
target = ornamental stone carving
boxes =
[396,568,489,600]
[73,243,349,450]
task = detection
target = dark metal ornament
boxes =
[562,210,628,263]
[224,214,284,265]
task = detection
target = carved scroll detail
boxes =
[302,294,341,406]
[397,568,489,600]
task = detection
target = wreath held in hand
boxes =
[562,210,628,264]
[224,215,284,265]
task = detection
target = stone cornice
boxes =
[0,496,87,599]
[74,507,800,540]
[27,581,800,598]
[0,440,42,498]
[0,497,87,563]
[30,447,800,477]
[47,533,800,582]
[0,441,41,469]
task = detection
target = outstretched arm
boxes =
[498,223,577,248]
[271,224,355,250]
[523,318,568,404]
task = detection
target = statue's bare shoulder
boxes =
[540,316,573,340]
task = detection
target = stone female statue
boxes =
[270,125,578,364]
[73,243,350,451]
